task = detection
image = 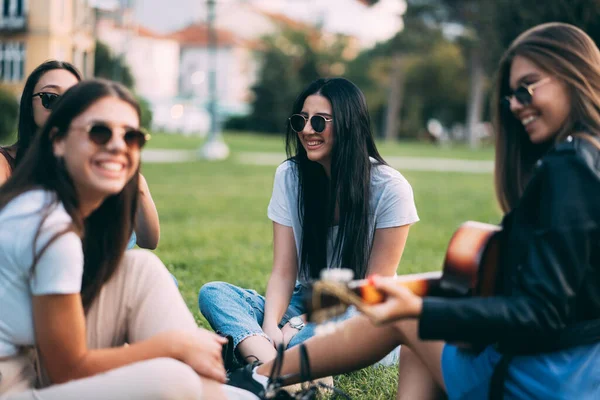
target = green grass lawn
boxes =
[142,150,501,399]
[147,131,495,161]
[2,130,498,398]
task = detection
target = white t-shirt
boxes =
[267,159,419,280]
[0,190,83,357]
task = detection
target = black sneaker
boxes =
[226,344,348,400]
[226,363,268,398]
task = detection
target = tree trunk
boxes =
[466,45,485,149]
[384,54,405,141]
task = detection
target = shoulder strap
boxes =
[572,133,600,151]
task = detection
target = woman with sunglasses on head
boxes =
[0,79,258,400]
[199,77,419,368]
[0,60,160,250]
[228,22,600,400]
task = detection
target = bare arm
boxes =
[32,294,226,384]
[367,224,411,277]
[262,222,298,342]
[134,174,160,249]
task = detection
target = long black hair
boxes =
[285,78,386,280]
[0,79,140,310]
[13,60,82,166]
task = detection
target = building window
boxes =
[0,0,26,29]
[0,41,26,83]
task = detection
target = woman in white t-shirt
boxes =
[0,79,256,400]
[199,78,419,368]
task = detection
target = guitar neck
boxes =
[348,271,443,304]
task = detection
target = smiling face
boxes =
[52,96,141,208]
[508,55,571,144]
[32,69,80,128]
[298,94,335,172]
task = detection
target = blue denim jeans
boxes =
[198,281,399,366]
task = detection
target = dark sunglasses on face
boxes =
[501,77,551,109]
[32,92,60,110]
[289,114,333,134]
[71,122,150,150]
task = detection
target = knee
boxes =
[198,281,231,314]
[122,249,169,278]
[144,358,204,399]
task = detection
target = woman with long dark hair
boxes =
[228,22,600,400]
[0,60,80,182]
[0,60,160,250]
[199,78,419,367]
[0,79,255,399]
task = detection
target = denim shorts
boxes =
[442,343,600,399]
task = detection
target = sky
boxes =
[134,0,406,47]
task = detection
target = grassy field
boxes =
[2,131,499,398]
[140,133,500,399]
[146,131,496,161]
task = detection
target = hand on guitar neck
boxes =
[362,275,424,324]
[305,221,502,325]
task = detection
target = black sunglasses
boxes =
[71,123,151,150]
[33,92,60,110]
[289,114,333,134]
[501,77,551,109]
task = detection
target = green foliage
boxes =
[135,95,153,130]
[245,41,301,133]
[490,0,600,60]
[346,24,469,138]
[227,27,352,134]
[93,40,135,90]
[0,87,18,143]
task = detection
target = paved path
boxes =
[142,149,494,174]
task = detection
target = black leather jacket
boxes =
[419,135,600,353]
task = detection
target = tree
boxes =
[228,26,351,134]
[93,40,135,90]
[490,0,600,53]
[346,25,469,139]
[135,95,153,130]
[247,39,301,133]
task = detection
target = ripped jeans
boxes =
[198,281,399,367]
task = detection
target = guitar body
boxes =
[305,221,502,322]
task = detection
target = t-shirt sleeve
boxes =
[267,164,293,227]
[29,213,83,296]
[376,177,420,228]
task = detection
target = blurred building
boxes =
[94,1,361,134]
[95,18,179,101]
[167,23,259,118]
[0,0,95,96]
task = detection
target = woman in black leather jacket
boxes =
[229,22,600,400]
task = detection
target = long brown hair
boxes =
[0,79,141,309]
[493,22,600,212]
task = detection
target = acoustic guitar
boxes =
[304,221,502,324]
